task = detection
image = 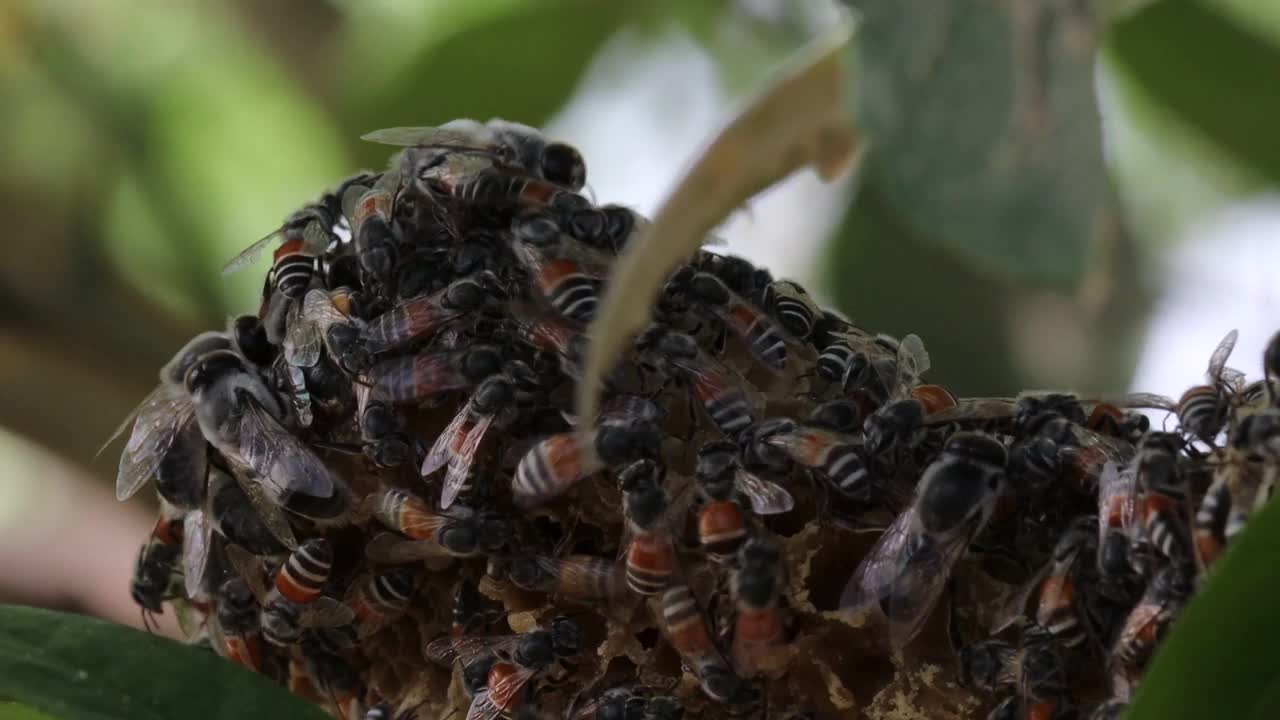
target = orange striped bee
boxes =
[365,345,504,405]
[424,374,518,509]
[659,582,742,703]
[730,538,788,678]
[503,553,624,603]
[1133,432,1195,574]
[635,327,760,438]
[1110,567,1192,700]
[344,173,399,286]
[226,540,355,647]
[362,274,493,355]
[362,488,493,561]
[511,417,661,508]
[621,460,677,596]
[694,441,792,564]
[208,576,266,674]
[510,213,609,324]
[747,418,870,501]
[683,271,788,371]
[345,568,417,638]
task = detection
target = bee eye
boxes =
[540,143,584,188]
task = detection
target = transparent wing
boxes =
[182,509,212,600]
[481,666,537,718]
[283,290,328,368]
[238,400,340,500]
[923,398,1016,427]
[441,412,495,510]
[221,228,281,275]
[424,634,518,668]
[224,544,270,604]
[1097,461,1139,547]
[299,596,355,628]
[464,690,505,720]
[734,469,795,515]
[361,126,486,148]
[421,403,470,478]
[883,526,970,649]
[230,467,299,551]
[364,532,449,564]
[990,562,1051,635]
[1207,329,1239,381]
[116,385,194,501]
[897,333,930,385]
[840,508,916,614]
[1115,392,1177,411]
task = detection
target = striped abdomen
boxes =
[698,500,746,563]
[626,531,674,595]
[275,539,333,604]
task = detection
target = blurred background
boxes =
[1,0,1278,632]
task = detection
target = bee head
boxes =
[183,349,246,394]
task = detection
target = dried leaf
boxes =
[575,13,861,428]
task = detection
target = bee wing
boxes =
[221,228,282,275]
[1220,366,1248,394]
[441,412,495,510]
[224,544,271,604]
[284,290,330,368]
[422,401,471,479]
[230,466,299,551]
[923,398,1016,427]
[182,509,213,600]
[238,400,341,501]
[734,469,795,515]
[840,509,916,614]
[477,668,537,720]
[1206,328,1239,381]
[990,562,1052,635]
[364,292,464,355]
[299,597,356,628]
[115,386,194,501]
[362,126,485,148]
[883,527,971,649]
[170,597,206,641]
[893,333,930,393]
[365,532,449,564]
[1116,392,1177,411]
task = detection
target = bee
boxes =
[659,582,742,703]
[425,616,582,670]
[558,204,643,254]
[227,540,355,647]
[111,331,232,505]
[694,440,792,564]
[345,567,417,638]
[677,269,790,371]
[503,553,624,602]
[511,415,661,508]
[343,172,400,287]
[1096,461,1139,582]
[730,538,788,678]
[746,417,870,501]
[809,311,900,387]
[297,634,367,720]
[1110,567,1192,699]
[840,431,1007,648]
[1177,329,1247,444]
[857,334,935,457]
[1192,464,1231,571]
[1035,516,1100,648]
[958,626,1067,701]
[348,382,413,469]
[761,279,822,340]
[424,373,518,509]
[510,213,610,324]
[509,300,587,379]
[635,327,759,439]
[1133,432,1195,574]
[621,460,677,596]
[364,344,504,405]
[364,119,587,191]
[363,488,509,562]
[362,273,495,355]
[131,517,184,631]
[284,287,371,375]
[207,576,266,673]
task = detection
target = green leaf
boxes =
[851,0,1116,285]
[1126,491,1280,719]
[0,704,60,720]
[1105,1,1280,187]
[0,605,328,720]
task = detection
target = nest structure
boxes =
[116,118,1280,720]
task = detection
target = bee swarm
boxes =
[117,118,1280,720]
